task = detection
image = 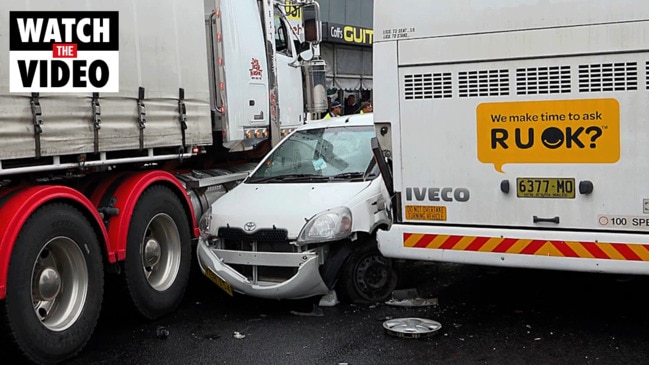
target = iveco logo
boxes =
[405,187,471,202]
[243,222,256,232]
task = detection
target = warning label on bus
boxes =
[598,215,649,231]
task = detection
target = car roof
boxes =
[299,113,374,131]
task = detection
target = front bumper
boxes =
[196,238,330,300]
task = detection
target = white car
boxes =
[196,113,397,303]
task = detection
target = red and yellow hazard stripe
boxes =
[403,233,649,261]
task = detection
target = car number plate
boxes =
[204,266,233,296]
[516,177,575,198]
[405,205,447,221]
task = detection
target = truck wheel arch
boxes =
[0,185,109,299]
[90,170,197,261]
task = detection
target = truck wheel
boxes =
[337,237,398,304]
[123,185,191,319]
[3,203,103,364]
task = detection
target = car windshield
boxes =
[247,125,377,183]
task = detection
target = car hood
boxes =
[210,181,373,238]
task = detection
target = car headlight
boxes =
[297,207,352,244]
[198,208,213,240]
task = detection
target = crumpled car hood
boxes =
[210,181,372,238]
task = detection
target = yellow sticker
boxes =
[477,99,620,172]
[405,205,447,221]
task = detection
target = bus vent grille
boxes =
[404,73,452,100]
[458,69,509,98]
[516,65,571,95]
[579,62,637,92]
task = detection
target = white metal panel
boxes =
[374,0,649,44]
[397,50,649,231]
[273,4,304,129]
[276,50,305,129]
[371,41,403,190]
[398,21,649,66]
[219,0,269,141]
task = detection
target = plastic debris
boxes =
[385,288,438,307]
[385,297,438,307]
[233,331,246,339]
[318,290,339,307]
[391,288,419,300]
[156,326,169,339]
[290,304,324,317]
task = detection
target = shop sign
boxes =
[325,22,373,46]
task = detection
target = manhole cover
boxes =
[383,317,442,339]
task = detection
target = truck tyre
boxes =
[123,185,191,319]
[337,237,398,304]
[2,203,104,364]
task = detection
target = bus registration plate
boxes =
[516,177,575,198]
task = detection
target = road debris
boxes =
[290,304,324,317]
[319,290,339,307]
[385,288,438,307]
[156,326,169,339]
[383,318,442,339]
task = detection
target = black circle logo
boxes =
[541,127,564,149]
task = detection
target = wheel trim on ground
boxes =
[354,255,392,301]
[140,213,181,292]
[31,236,88,332]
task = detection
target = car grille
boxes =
[218,227,288,243]
[217,226,296,283]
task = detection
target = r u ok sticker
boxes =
[477,99,620,172]
[9,11,119,93]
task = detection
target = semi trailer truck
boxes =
[0,0,326,363]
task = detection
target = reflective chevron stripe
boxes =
[403,233,649,261]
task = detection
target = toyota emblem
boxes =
[243,222,256,232]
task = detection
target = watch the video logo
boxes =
[9,11,119,93]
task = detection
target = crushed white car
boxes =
[197,113,397,303]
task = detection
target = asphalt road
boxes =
[54,260,649,365]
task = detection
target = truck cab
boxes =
[204,0,327,152]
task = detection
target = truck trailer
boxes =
[0,0,325,363]
[372,1,649,278]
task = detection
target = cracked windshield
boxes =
[248,125,377,182]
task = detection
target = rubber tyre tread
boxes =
[2,203,104,364]
[337,237,398,304]
[123,185,191,320]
